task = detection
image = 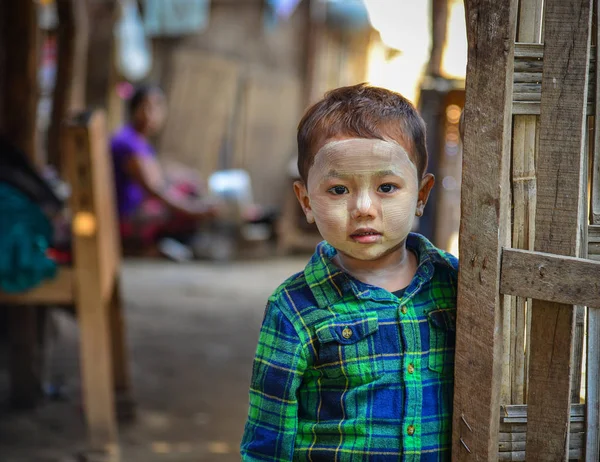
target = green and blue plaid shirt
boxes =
[241,233,458,461]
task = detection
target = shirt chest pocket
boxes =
[427,307,456,374]
[314,312,383,385]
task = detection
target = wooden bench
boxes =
[0,110,131,458]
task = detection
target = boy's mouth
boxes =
[350,228,382,244]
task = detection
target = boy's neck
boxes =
[332,242,418,293]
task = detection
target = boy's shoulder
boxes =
[266,250,339,333]
[409,233,458,275]
[268,269,318,314]
[435,247,459,274]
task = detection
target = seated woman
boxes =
[110,85,219,257]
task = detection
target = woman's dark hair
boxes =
[128,85,161,118]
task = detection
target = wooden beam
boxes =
[0,269,75,305]
[589,15,600,457]
[302,0,325,108]
[0,0,39,163]
[1,0,44,410]
[427,0,449,77]
[48,0,89,168]
[452,0,517,459]
[525,0,593,459]
[587,307,600,458]
[500,249,600,307]
[590,225,600,260]
[63,111,118,452]
[509,0,544,406]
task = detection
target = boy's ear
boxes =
[416,173,435,216]
[293,181,315,224]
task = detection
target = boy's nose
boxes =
[351,191,376,219]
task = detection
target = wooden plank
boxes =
[1,0,44,410]
[453,0,517,459]
[594,131,600,223]
[514,42,544,59]
[514,43,595,65]
[509,0,543,405]
[587,307,600,459]
[593,2,600,226]
[63,113,118,454]
[589,225,600,261]
[500,422,585,434]
[48,0,89,167]
[499,430,584,443]
[0,269,74,305]
[498,449,582,461]
[588,35,600,439]
[109,278,135,422]
[7,307,43,409]
[427,0,449,76]
[571,120,591,406]
[513,102,542,115]
[570,306,585,403]
[1,1,39,165]
[500,433,584,452]
[501,403,585,422]
[525,0,593,460]
[513,101,595,116]
[500,249,600,307]
[86,112,120,302]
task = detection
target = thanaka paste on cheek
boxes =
[305,138,419,262]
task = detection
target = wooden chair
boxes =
[0,110,131,458]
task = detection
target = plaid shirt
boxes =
[241,233,458,461]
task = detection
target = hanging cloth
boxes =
[144,0,210,37]
[0,183,57,293]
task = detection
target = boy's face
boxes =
[294,138,434,263]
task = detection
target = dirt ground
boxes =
[0,256,307,462]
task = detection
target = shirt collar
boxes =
[304,233,457,309]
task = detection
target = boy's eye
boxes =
[328,185,349,195]
[378,183,398,193]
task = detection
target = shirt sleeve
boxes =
[241,301,307,461]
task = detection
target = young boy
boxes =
[241,83,458,461]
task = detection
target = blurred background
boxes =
[0,1,466,460]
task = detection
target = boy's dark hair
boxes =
[297,83,428,183]
[128,85,161,118]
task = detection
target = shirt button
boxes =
[342,327,353,339]
[401,305,407,314]
[407,363,415,374]
[407,424,415,436]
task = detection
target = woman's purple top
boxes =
[110,124,155,217]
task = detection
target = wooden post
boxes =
[525,0,593,460]
[587,306,600,458]
[586,2,600,456]
[452,0,517,459]
[0,1,39,163]
[0,0,44,409]
[427,0,448,77]
[63,112,119,454]
[302,0,325,108]
[510,0,543,406]
[85,0,120,132]
[109,279,135,421]
[48,0,89,168]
